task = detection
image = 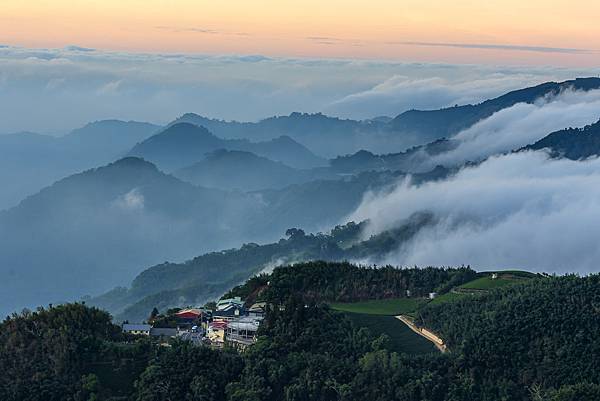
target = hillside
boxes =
[174,150,320,191]
[6,264,600,400]
[0,120,159,210]
[128,123,325,171]
[91,214,436,322]
[0,157,261,315]
[521,120,600,160]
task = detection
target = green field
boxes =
[342,312,437,355]
[330,298,423,315]
[458,272,533,291]
[459,276,516,290]
[427,291,469,305]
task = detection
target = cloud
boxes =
[0,45,598,133]
[64,45,95,52]
[394,41,592,54]
[305,36,365,47]
[324,74,549,119]
[113,188,144,211]
[348,151,600,274]
[417,88,600,170]
[155,26,250,36]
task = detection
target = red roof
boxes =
[176,309,202,319]
[210,321,228,329]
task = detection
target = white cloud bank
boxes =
[0,45,596,133]
[349,151,600,274]
[421,88,600,169]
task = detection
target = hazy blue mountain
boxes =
[0,120,160,210]
[170,112,386,157]
[0,157,262,316]
[62,120,161,159]
[520,120,600,160]
[389,77,600,145]
[128,123,325,171]
[174,149,326,191]
[329,139,458,174]
[170,78,600,157]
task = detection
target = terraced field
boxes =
[343,313,437,354]
[331,298,436,354]
[330,298,424,316]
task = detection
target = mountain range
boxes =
[2,77,600,316]
[0,120,159,210]
[128,122,324,171]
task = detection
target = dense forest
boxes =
[3,262,600,400]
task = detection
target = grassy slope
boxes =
[330,298,424,315]
[342,312,437,355]
[430,271,536,306]
[330,298,435,355]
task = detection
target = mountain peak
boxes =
[109,156,159,171]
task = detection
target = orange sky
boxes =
[2,0,600,66]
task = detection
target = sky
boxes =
[1,1,599,133]
[2,0,600,66]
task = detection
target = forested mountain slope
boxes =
[91,214,435,321]
[521,120,600,160]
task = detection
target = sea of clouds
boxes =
[1,45,597,134]
[349,151,600,273]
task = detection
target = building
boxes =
[122,324,151,336]
[226,318,260,349]
[150,327,178,338]
[217,297,244,311]
[248,302,266,318]
[207,321,228,346]
[212,304,246,322]
[175,308,202,322]
[428,292,437,300]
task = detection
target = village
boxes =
[121,297,266,350]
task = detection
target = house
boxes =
[207,321,228,346]
[248,302,266,318]
[217,297,244,311]
[428,292,437,300]
[175,308,202,322]
[212,304,247,322]
[150,327,178,338]
[122,324,151,336]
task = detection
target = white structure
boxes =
[226,317,260,346]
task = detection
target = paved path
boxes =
[396,315,447,353]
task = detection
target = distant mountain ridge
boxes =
[171,78,600,157]
[0,120,160,210]
[128,123,325,170]
[389,77,600,144]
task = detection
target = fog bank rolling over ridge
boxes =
[349,151,600,273]
[425,88,600,169]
